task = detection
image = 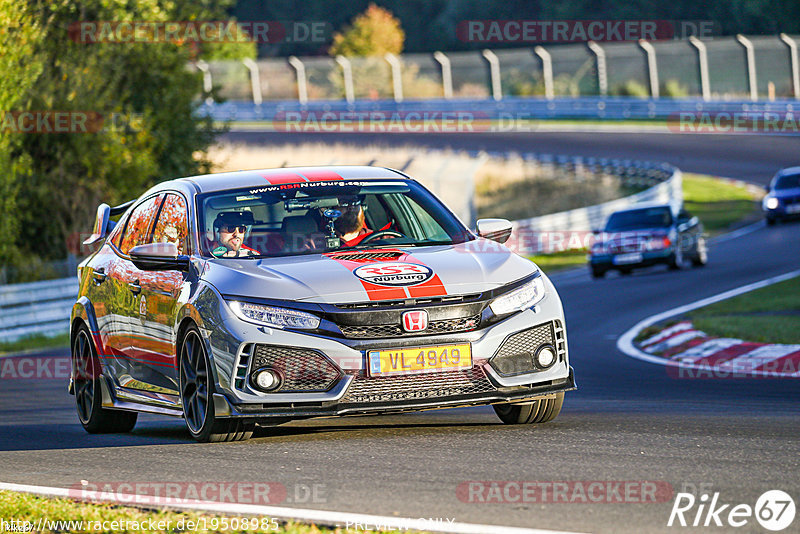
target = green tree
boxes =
[0,0,234,276]
[328,3,404,57]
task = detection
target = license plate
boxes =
[367,344,472,376]
[613,252,643,265]
[786,204,800,214]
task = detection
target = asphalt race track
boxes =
[1,131,798,533]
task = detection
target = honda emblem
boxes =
[402,310,428,332]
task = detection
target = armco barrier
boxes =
[0,278,77,343]
[199,97,800,124]
[0,153,680,343]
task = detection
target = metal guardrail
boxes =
[0,278,77,343]
[0,153,680,343]
[199,96,800,124]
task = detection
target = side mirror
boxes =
[129,243,190,271]
[82,203,111,245]
[476,218,513,244]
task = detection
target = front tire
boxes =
[493,392,564,424]
[692,236,708,267]
[72,326,137,434]
[179,327,254,442]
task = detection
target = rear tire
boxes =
[493,392,564,424]
[619,268,633,276]
[179,326,254,443]
[591,266,605,279]
[72,325,138,434]
[668,247,685,270]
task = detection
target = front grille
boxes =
[339,313,481,339]
[335,294,481,310]
[490,321,565,376]
[341,366,496,404]
[250,345,341,393]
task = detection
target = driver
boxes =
[333,203,374,247]
[210,211,260,257]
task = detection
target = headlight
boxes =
[228,301,321,330]
[765,197,779,210]
[490,276,546,316]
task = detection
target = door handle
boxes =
[128,280,141,294]
[92,268,107,284]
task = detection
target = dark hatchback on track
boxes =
[588,203,707,278]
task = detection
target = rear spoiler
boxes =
[82,199,135,246]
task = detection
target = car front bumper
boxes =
[589,248,673,270]
[204,273,574,421]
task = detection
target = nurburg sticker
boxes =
[353,262,434,287]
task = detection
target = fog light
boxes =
[251,368,282,392]
[534,345,557,369]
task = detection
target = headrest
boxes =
[281,214,319,235]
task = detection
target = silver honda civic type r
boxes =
[70,166,575,442]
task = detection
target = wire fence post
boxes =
[736,35,758,101]
[288,56,308,104]
[335,55,355,103]
[639,40,659,98]
[433,51,453,99]
[780,33,800,99]
[587,41,607,96]
[384,53,404,103]
[534,46,554,99]
[242,58,263,105]
[689,37,711,101]
[482,49,502,101]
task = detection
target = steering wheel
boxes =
[359,229,406,244]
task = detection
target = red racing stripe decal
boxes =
[262,171,307,184]
[325,253,407,300]
[299,169,343,181]
[324,249,448,301]
[403,252,447,298]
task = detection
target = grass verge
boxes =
[0,333,70,356]
[0,490,414,534]
[681,173,761,235]
[688,276,800,344]
[528,250,587,273]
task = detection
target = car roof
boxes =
[164,165,409,194]
[611,201,680,215]
[776,166,800,177]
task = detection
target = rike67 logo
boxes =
[668,490,795,531]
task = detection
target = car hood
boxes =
[201,240,536,304]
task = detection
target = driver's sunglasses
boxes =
[220,224,247,233]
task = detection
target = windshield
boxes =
[604,207,673,231]
[196,179,473,258]
[774,173,800,190]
